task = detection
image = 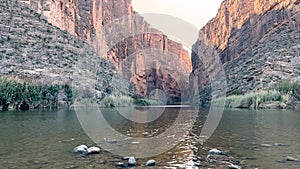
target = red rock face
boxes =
[191,0,300,101]
[23,0,191,102]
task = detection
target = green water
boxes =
[0,108,299,168]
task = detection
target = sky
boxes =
[131,0,223,54]
[132,0,222,29]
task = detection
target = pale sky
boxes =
[132,0,223,54]
[132,0,222,29]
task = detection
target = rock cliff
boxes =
[191,0,300,101]
[0,0,132,100]
[22,0,192,102]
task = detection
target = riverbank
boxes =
[212,81,300,110]
[0,77,73,111]
[0,77,166,111]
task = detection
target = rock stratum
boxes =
[21,0,192,103]
[191,0,300,102]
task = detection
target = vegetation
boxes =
[102,95,165,108]
[0,78,73,111]
[212,81,300,109]
[133,99,151,106]
[273,81,300,100]
[102,95,134,108]
[134,99,164,106]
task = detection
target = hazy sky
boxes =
[132,0,222,29]
[131,0,223,53]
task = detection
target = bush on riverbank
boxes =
[273,81,300,100]
[102,95,134,107]
[102,95,165,107]
[0,78,73,111]
[212,81,300,109]
[134,99,165,106]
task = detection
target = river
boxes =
[0,108,299,168]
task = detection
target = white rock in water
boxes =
[286,156,299,162]
[261,144,272,147]
[229,164,242,169]
[87,147,100,154]
[128,156,136,166]
[73,145,88,154]
[208,148,224,155]
[131,141,140,144]
[145,160,156,166]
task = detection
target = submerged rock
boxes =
[110,159,123,163]
[116,162,127,167]
[128,157,136,166]
[274,143,287,147]
[99,159,106,164]
[73,145,88,154]
[107,140,118,144]
[145,160,156,166]
[285,156,299,162]
[261,144,272,147]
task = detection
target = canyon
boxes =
[0,0,133,102]
[191,0,300,102]
[20,0,192,103]
[2,0,300,105]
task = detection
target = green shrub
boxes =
[102,95,134,108]
[134,99,150,106]
[0,78,74,111]
[276,81,300,99]
[213,90,283,109]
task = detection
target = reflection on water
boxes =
[0,108,299,168]
[75,106,197,158]
[204,109,300,169]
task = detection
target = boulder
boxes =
[87,146,100,154]
[208,149,226,156]
[145,160,156,166]
[73,145,88,154]
[229,164,242,169]
[128,156,136,166]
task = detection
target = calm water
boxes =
[0,108,299,168]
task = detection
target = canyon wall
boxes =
[0,0,133,100]
[21,0,191,102]
[191,0,300,101]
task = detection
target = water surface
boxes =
[0,108,299,168]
